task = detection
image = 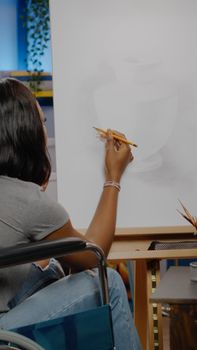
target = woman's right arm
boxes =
[44,130,133,270]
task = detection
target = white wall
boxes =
[49,0,197,229]
[0,0,17,70]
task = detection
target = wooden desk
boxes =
[106,226,197,350]
[150,266,197,350]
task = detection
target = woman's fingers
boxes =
[105,128,134,163]
[129,151,134,162]
[110,129,126,138]
[105,129,127,149]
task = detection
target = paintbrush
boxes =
[177,200,197,234]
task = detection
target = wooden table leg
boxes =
[134,260,148,350]
[134,260,163,350]
[146,261,163,350]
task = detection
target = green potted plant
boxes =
[21,0,50,93]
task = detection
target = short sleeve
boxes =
[22,197,69,241]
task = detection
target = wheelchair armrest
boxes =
[0,238,109,305]
[0,238,86,268]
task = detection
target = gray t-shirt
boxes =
[0,176,69,312]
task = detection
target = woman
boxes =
[0,78,141,349]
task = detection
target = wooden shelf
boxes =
[35,90,53,98]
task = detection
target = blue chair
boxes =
[0,238,115,350]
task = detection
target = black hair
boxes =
[0,78,51,185]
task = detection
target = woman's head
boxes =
[0,78,51,185]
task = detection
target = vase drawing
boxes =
[94,58,178,172]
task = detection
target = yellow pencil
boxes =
[93,127,138,147]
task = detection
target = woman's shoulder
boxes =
[23,194,70,241]
[0,175,55,203]
[0,176,69,241]
[0,176,42,198]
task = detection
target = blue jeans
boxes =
[8,258,65,309]
[0,265,141,350]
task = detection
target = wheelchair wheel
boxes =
[0,330,44,350]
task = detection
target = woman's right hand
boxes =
[104,129,134,183]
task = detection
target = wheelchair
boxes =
[0,238,115,350]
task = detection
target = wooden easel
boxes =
[107,225,197,350]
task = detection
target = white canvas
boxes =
[49,0,197,229]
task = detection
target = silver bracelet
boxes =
[103,180,121,191]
